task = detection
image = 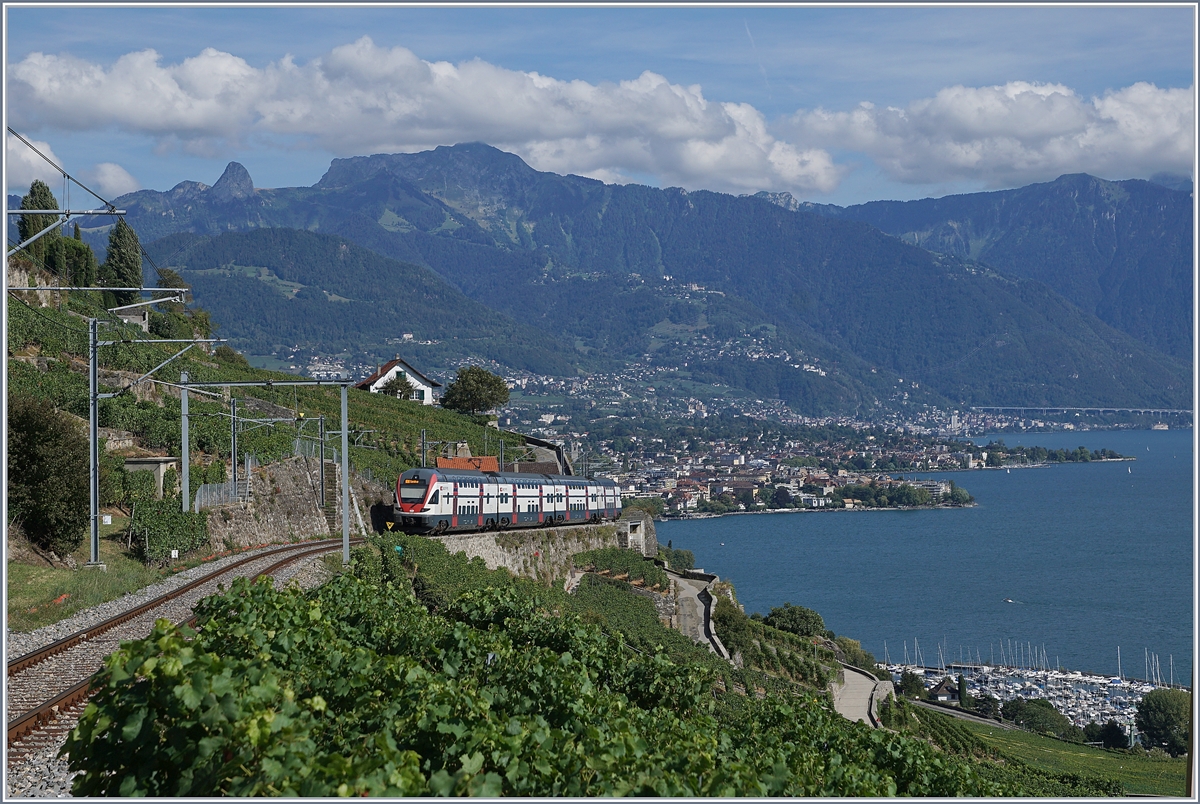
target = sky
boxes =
[4,4,1196,207]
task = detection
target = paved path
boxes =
[833,665,879,725]
[671,574,714,651]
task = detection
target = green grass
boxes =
[7,518,166,633]
[958,719,1188,796]
[7,517,298,634]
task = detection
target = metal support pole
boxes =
[181,372,189,513]
[499,438,504,472]
[86,318,104,569]
[319,415,325,508]
[230,397,238,498]
[421,429,426,468]
[341,385,350,565]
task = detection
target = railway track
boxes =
[6,538,361,765]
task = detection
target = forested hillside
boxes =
[144,229,577,376]
[78,145,1192,411]
[800,174,1193,360]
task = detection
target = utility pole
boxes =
[230,396,238,498]
[421,429,427,468]
[181,372,189,513]
[87,319,103,569]
[319,415,326,508]
[341,384,350,565]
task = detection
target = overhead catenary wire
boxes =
[7,126,114,211]
[8,126,171,287]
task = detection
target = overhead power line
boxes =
[7,126,168,285]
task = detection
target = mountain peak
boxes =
[210,162,255,201]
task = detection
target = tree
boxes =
[1002,698,1074,739]
[898,670,926,699]
[380,373,416,400]
[772,486,792,508]
[711,596,751,657]
[973,694,1001,719]
[957,673,972,709]
[7,392,89,555]
[1135,688,1190,756]
[763,602,826,638]
[1100,719,1129,750]
[62,238,99,287]
[621,496,665,518]
[440,365,509,414]
[18,180,63,274]
[100,218,143,305]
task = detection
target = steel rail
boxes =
[8,538,342,677]
[7,538,362,747]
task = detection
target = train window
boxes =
[430,490,439,505]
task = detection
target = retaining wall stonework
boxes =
[205,457,335,549]
[434,523,624,585]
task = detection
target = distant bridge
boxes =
[970,406,1192,417]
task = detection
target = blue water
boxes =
[659,429,1194,682]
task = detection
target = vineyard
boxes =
[957,718,1189,797]
[738,618,836,689]
[64,539,1025,797]
[58,531,1145,796]
[9,295,526,512]
[878,697,1128,796]
[572,546,669,590]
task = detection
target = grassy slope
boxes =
[958,719,1188,796]
[7,518,162,632]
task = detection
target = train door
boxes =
[486,480,500,527]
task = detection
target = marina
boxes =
[886,661,1177,731]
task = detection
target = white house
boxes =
[354,358,442,405]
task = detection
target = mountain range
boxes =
[52,143,1191,414]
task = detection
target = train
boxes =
[393,467,622,534]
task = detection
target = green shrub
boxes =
[124,470,157,507]
[130,499,210,565]
[763,602,826,637]
[7,392,89,554]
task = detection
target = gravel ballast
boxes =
[5,550,340,798]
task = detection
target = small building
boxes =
[354,357,441,405]
[928,678,959,703]
[122,456,180,499]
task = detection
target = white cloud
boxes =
[9,43,1190,196]
[7,38,841,194]
[86,162,141,197]
[6,134,65,196]
[788,81,1194,186]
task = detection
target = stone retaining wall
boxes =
[434,522,624,585]
[205,456,336,549]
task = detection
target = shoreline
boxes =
[665,502,974,521]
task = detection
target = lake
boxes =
[658,428,1193,682]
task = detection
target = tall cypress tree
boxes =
[18,180,63,274]
[100,218,143,305]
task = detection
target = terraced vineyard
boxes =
[957,719,1189,797]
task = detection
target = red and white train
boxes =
[393,467,622,534]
